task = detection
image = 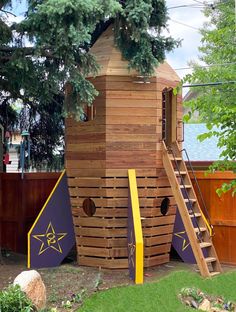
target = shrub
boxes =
[0,284,34,312]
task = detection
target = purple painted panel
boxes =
[172,209,196,264]
[128,191,136,281]
[28,172,75,268]
[172,208,208,264]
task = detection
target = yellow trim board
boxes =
[27,170,66,268]
[198,207,213,236]
[128,169,144,284]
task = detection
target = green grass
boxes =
[78,270,236,312]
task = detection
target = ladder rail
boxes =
[181,148,214,236]
[166,144,203,241]
[162,141,222,277]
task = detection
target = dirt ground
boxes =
[0,251,235,311]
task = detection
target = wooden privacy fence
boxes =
[0,170,236,265]
[0,172,60,253]
[191,171,236,265]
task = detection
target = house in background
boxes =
[183,89,200,122]
[6,133,21,172]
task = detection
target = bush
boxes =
[0,284,34,312]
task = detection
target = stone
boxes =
[13,270,46,310]
[191,300,199,309]
[199,298,211,311]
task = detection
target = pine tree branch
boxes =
[0,46,58,60]
[0,8,16,17]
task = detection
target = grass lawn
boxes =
[78,270,236,312]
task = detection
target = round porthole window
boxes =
[160,197,170,216]
[83,198,96,217]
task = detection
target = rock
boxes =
[191,300,199,309]
[199,298,211,311]
[13,270,46,310]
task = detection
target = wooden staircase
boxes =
[163,141,222,277]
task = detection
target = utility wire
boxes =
[182,80,236,88]
[168,5,205,10]
[170,18,200,30]
[174,62,236,70]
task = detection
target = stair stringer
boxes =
[163,145,211,277]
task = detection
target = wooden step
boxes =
[194,227,207,233]
[205,257,216,263]
[180,185,192,189]
[174,171,187,175]
[200,242,212,248]
[210,272,221,277]
[184,198,197,203]
[189,212,202,218]
[169,156,182,161]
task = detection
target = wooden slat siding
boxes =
[144,254,169,268]
[106,116,158,125]
[106,133,161,142]
[68,176,170,188]
[69,187,173,198]
[71,172,175,268]
[73,215,175,229]
[105,107,161,116]
[72,206,176,218]
[106,98,161,107]
[0,173,60,253]
[77,237,127,248]
[66,25,182,268]
[144,234,173,247]
[94,81,158,92]
[190,171,236,265]
[79,257,128,269]
[67,168,167,177]
[145,244,171,257]
[106,142,157,151]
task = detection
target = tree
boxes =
[0,0,178,168]
[184,0,236,195]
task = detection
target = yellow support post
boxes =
[128,169,144,284]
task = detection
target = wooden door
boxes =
[162,88,177,147]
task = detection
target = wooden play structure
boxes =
[65,26,222,276]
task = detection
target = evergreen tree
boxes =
[0,0,178,168]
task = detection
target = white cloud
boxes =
[165,0,208,79]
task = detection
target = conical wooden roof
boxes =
[90,25,180,82]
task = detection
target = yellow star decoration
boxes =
[174,231,190,251]
[33,222,67,255]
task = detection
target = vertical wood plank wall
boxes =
[0,173,60,253]
[191,171,236,265]
[65,26,182,269]
[66,75,181,268]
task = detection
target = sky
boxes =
[165,0,209,79]
[7,0,208,81]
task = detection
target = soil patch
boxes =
[0,251,235,311]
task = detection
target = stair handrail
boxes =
[166,145,203,242]
[181,148,214,237]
